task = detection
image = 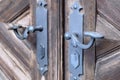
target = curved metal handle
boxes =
[8,25,43,40]
[65,32,104,49]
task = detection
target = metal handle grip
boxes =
[8,25,43,40]
[65,32,104,49]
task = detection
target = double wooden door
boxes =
[0,0,120,80]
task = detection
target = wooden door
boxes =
[64,0,120,80]
[0,0,120,80]
[0,0,63,80]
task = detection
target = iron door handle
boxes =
[64,2,104,80]
[65,32,104,49]
[8,0,48,75]
[8,24,43,40]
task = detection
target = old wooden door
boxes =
[64,0,120,80]
[0,0,63,80]
[0,0,120,80]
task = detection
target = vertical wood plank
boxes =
[47,0,63,80]
[82,0,96,80]
[95,16,120,80]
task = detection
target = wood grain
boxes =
[0,0,64,79]
[0,0,29,22]
[96,1,120,79]
[82,0,96,80]
[0,23,35,80]
[95,49,120,80]
[47,0,63,80]
[97,0,120,30]
[0,69,9,80]
[96,16,120,59]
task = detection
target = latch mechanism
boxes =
[8,0,48,75]
[64,2,104,80]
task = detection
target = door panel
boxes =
[95,49,120,80]
[95,0,120,79]
[97,0,120,30]
[0,23,35,80]
[64,0,96,80]
[0,0,29,22]
[96,16,120,59]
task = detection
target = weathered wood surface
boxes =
[95,49,120,80]
[82,0,96,80]
[97,0,120,30]
[64,0,96,80]
[95,0,120,79]
[97,0,120,58]
[0,22,35,80]
[1,0,120,80]
[95,13,120,80]
[0,0,64,80]
[47,0,63,80]
[0,0,29,22]
[96,16,120,59]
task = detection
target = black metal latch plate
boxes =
[36,0,48,75]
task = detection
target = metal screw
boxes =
[74,77,77,80]
[64,33,71,40]
[40,67,44,71]
[73,5,77,9]
[37,0,47,7]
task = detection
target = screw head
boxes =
[64,33,71,40]
[73,5,77,9]
[40,67,44,71]
[37,0,47,7]
[71,2,83,11]
[74,77,77,80]
[28,26,34,32]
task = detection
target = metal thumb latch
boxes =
[8,0,48,75]
[64,2,104,80]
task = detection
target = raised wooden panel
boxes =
[0,23,36,80]
[96,16,120,59]
[0,69,9,80]
[95,49,120,80]
[0,0,29,22]
[97,0,120,80]
[97,0,120,30]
